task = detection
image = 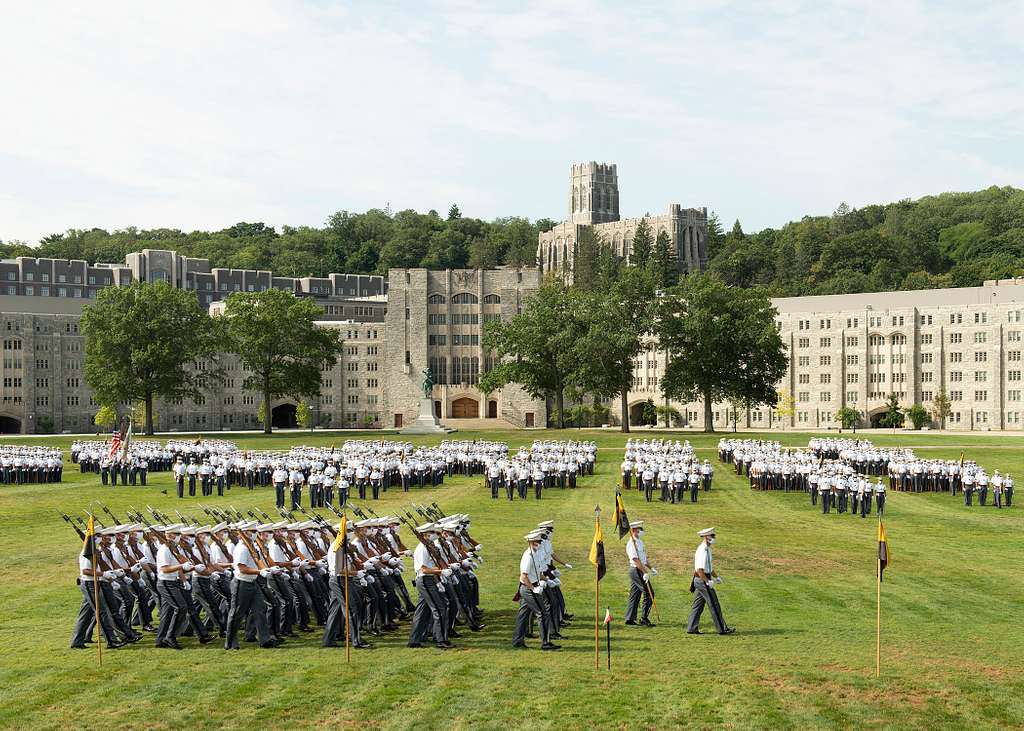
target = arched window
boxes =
[891,333,906,345]
[869,334,884,347]
[428,294,446,305]
[452,293,478,304]
[483,294,501,304]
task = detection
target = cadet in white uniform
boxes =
[624,520,656,627]
[686,527,734,635]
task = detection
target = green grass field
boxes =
[2,428,1023,730]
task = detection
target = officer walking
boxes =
[623,520,656,627]
[687,527,734,635]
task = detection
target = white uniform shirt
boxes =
[156,543,179,581]
[519,547,541,583]
[694,542,713,575]
[413,541,436,577]
[232,541,258,583]
[626,537,647,566]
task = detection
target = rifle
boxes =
[98,502,121,525]
[431,501,446,518]
[59,511,85,541]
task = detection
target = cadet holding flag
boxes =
[588,506,606,668]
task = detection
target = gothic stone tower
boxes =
[568,162,619,224]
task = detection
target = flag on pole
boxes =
[959,452,965,469]
[603,607,612,625]
[82,514,96,560]
[118,418,133,462]
[614,490,630,540]
[106,424,123,461]
[589,515,606,581]
[331,512,348,552]
[878,521,890,581]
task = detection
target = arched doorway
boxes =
[272,403,297,429]
[487,400,498,418]
[0,416,20,434]
[628,402,647,426]
[451,397,478,418]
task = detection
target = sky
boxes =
[2,1,1023,245]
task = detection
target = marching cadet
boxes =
[875,479,886,516]
[688,465,700,504]
[687,527,734,635]
[214,461,226,496]
[370,463,384,500]
[512,531,559,650]
[408,523,453,649]
[641,464,656,503]
[1006,473,1015,507]
[70,532,131,650]
[154,527,214,649]
[624,520,656,627]
[963,468,975,506]
[992,471,1003,509]
[224,523,277,649]
[702,460,714,491]
[323,522,368,649]
[487,460,501,499]
[978,469,990,506]
[620,455,633,491]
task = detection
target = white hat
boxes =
[628,520,644,529]
[698,527,716,537]
[415,523,435,533]
[537,520,554,528]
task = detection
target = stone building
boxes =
[537,162,709,277]
[383,267,545,429]
[625,278,1024,431]
[0,249,540,433]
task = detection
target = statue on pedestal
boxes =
[421,367,434,399]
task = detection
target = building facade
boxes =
[537,162,709,277]
[626,278,1024,431]
[0,250,541,433]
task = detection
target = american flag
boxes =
[107,423,123,461]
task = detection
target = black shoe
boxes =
[407,642,424,648]
[563,613,574,620]
[720,627,736,635]
[435,642,451,650]
[640,619,656,627]
[449,630,462,639]
[541,643,561,651]
[168,640,184,650]
[440,640,455,648]
[142,624,156,632]
[198,634,214,644]
[299,626,314,633]
[469,624,486,632]
[154,640,174,649]
[355,642,373,649]
[383,623,400,631]
[511,641,527,648]
[624,620,638,626]
[225,645,240,650]
[124,634,142,643]
[260,639,281,648]
[686,630,702,635]
[551,632,565,640]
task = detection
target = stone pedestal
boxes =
[400,398,455,435]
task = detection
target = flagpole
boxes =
[343,520,351,665]
[594,526,600,671]
[876,510,881,677]
[605,606,611,670]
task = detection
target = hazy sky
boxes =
[2,1,1022,244]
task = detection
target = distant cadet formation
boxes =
[619,438,714,503]
[484,440,598,500]
[68,502,486,651]
[0,445,63,483]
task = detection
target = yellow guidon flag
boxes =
[82,514,96,560]
[878,521,890,581]
[330,512,348,552]
[589,513,606,581]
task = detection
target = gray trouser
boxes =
[156,579,209,643]
[323,575,362,647]
[71,581,117,647]
[512,584,551,646]
[409,576,448,644]
[225,579,271,648]
[687,577,727,633]
[624,568,651,622]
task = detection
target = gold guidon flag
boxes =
[82,514,96,560]
[330,512,348,552]
[589,514,606,581]
[614,490,630,540]
[878,521,889,581]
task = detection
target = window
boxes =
[846,336,858,347]
[951,391,963,401]
[974,371,987,382]
[347,394,359,405]
[819,337,831,348]
[1009,390,1022,401]
[1008,371,1022,382]
[366,378,379,388]
[846,391,858,402]
[1008,351,1022,362]
[920,353,933,364]
[920,334,933,345]
[819,355,831,366]
[974,391,988,401]
[798,356,810,367]
[366,362,379,372]
[1009,331,1021,342]
[429,357,447,385]
[950,371,963,382]
[429,334,447,346]
[846,355,859,365]
[950,333,962,344]
[820,392,832,402]
[483,294,501,304]
[820,374,831,384]
[798,392,810,402]
[950,352,963,363]
[974,332,987,344]
[975,351,988,363]
[1010,311,1023,323]
[451,293,478,304]
[921,372,933,382]
[847,373,859,383]
[428,294,446,304]
[950,313,962,324]
[798,374,810,384]
[920,314,933,325]
[428,314,446,325]
[452,334,479,346]
[974,312,987,324]
[346,362,359,372]
[798,338,809,348]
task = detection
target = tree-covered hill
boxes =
[706,185,1024,296]
[4,187,1023,293]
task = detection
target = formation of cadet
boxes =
[0,445,63,483]
[75,439,241,489]
[68,504,485,651]
[485,439,598,500]
[620,438,713,504]
[512,520,573,650]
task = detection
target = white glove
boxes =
[358,579,368,587]
[304,574,314,583]
[564,563,572,570]
[260,569,271,578]
[642,573,651,582]
[714,576,723,585]
[194,564,206,573]
[291,558,301,567]
[441,568,453,578]
[532,585,544,594]
[538,579,547,589]
[449,563,460,570]
[552,569,561,577]
[650,568,658,576]
[382,568,392,576]
[551,578,561,587]
[395,565,403,573]
[381,552,391,560]
[130,564,141,575]
[403,550,412,557]
[183,581,191,590]
[390,559,401,567]
[103,570,117,580]
[111,581,122,590]
[182,561,195,572]
[475,544,482,551]
[366,575,375,584]
[461,560,471,569]
[115,569,126,578]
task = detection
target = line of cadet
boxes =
[484,440,598,500]
[0,445,63,483]
[619,438,713,503]
[69,508,485,651]
[512,521,574,650]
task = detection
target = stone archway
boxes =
[272,403,297,429]
[487,400,498,418]
[0,415,21,434]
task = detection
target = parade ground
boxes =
[2,428,1023,730]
